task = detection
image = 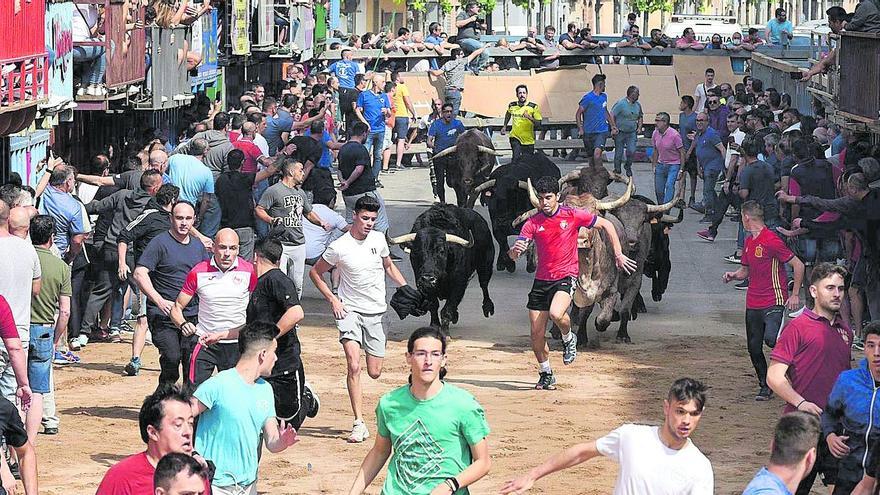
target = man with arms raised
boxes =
[500,378,713,494]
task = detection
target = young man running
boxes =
[723,201,804,401]
[509,177,636,390]
[500,378,714,494]
[309,195,409,443]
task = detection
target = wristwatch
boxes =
[444,477,460,492]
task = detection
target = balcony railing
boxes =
[0,0,49,118]
[838,31,880,123]
[135,26,194,110]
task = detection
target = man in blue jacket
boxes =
[821,321,880,493]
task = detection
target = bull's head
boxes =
[558,167,629,199]
[387,230,473,293]
[433,129,502,189]
[615,189,682,252]
[511,176,635,227]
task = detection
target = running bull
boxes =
[472,152,561,272]
[387,204,495,332]
[431,129,503,207]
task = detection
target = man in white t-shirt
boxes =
[500,378,714,495]
[308,195,409,444]
[694,68,717,114]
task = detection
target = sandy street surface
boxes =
[38,161,842,494]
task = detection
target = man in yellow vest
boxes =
[501,84,543,161]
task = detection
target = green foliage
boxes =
[631,0,674,14]
[402,0,491,14]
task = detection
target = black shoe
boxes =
[375,179,384,188]
[304,382,320,418]
[755,386,773,401]
[535,371,557,390]
[735,279,749,290]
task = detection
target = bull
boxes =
[431,129,502,207]
[387,204,495,332]
[473,152,561,272]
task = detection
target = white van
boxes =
[662,15,743,43]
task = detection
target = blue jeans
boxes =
[364,130,385,180]
[445,88,462,117]
[702,167,722,214]
[613,131,637,175]
[199,194,222,237]
[653,163,681,204]
[457,38,489,70]
[253,179,270,239]
[28,324,54,394]
[73,46,107,85]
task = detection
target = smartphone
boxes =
[789,71,803,80]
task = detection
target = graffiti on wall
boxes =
[46,2,73,103]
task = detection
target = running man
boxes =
[500,378,714,494]
[501,84,542,161]
[309,195,410,443]
[508,177,636,390]
[723,201,804,401]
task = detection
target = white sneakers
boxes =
[348,419,370,443]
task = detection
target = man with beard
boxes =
[500,378,714,494]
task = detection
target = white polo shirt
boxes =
[181,256,257,341]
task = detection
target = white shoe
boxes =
[76,334,89,347]
[348,419,369,443]
[76,87,86,96]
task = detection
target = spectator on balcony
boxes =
[648,28,673,65]
[847,0,880,32]
[425,22,458,70]
[675,27,705,50]
[539,26,562,68]
[455,2,490,72]
[73,2,107,97]
[510,26,545,70]
[744,27,766,47]
[616,24,651,65]
[765,8,794,45]
[493,38,520,70]
[707,33,724,49]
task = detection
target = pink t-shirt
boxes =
[0,296,18,340]
[518,206,597,281]
[232,139,264,174]
[769,308,853,413]
[652,127,684,164]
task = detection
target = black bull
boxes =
[473,152,561,272]
[431,129,503,207]
[387,205,495,332]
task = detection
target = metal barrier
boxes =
[749,52,813,117]
[1,130,50,186]
[838,31,880,123]
[137,26,193,110]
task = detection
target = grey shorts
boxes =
[338,311,386,358]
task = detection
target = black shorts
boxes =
[266,366,310,429]
[527,277,575,311]
[683,153,698,173]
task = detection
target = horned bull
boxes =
[387,205,495,332]
[431,129,502,208]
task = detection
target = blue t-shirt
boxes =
[136,231,207,317]
[426,35,444,69]
[695,127,725,171]
[304,128,334,169]
[194,369,276,488]
[767,18,793,44]
[356,90,391,132]
[168,154,215,204]
[39,185,91,256]
[328,59,361,89]
[578,91,609,134]
[265,109,294,155]
[742,467,792,495]
[679,111,697,151]
[428,119,466,153]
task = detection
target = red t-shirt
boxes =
[742,227,794,309]
[518,205,597,281]
[770,308,853,413]
[96,451,212,495]
[0,296,18,340]
[232,139,264,174]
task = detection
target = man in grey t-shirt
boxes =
[255,159,330,296]
[428,46,486,117]
[455,2,489,71]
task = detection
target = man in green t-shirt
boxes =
[29,215,73,437]
[348,327,491,494]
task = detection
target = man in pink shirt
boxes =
[651,112,686,203]
[675,27,705,50]
[509,177,636,390]
[232,122,286,174]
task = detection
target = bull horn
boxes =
[660,214,683,224]
[558,169,582,186]
[387,232,417,245]
[608,171,628,183]
[512,208,538,227]
[527,178,540,208]
[596,177,634,211]
[646,186,682,213]
[432,145,457,159]
[472,179,496,193]
[445,233,473,247]
[476,145,503,156]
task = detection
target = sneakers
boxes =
[53,350,80,366]
[348,419,370,443]
[735,279,749,290]
[562,333,578,365]
[124,357,141,376]
[375,179,384,188]
[535,371,557,390]
[724,253,742,264]
[853,337,866,351]
[696,229,716,242]
[69,335,88,350]
[304,382,320,418]
[109,329,122,343]
[755,386,773,401]
[42,427,58,435]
